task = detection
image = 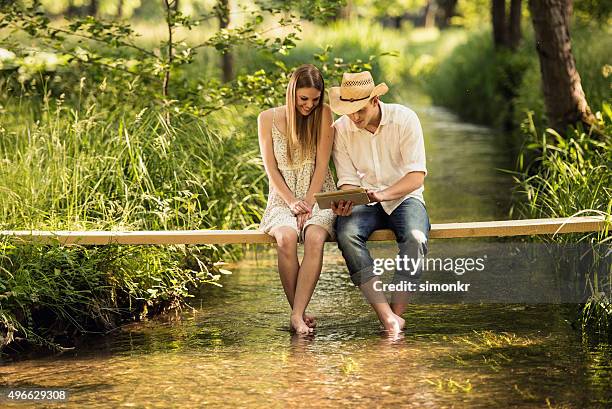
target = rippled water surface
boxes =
[1,95,610,408]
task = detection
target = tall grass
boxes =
[512,105,612,339]
[0,91,266,231]
[424,22,612,131]
[0,82,267,353]
[423,30,532,129]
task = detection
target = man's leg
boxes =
[387,198,430,316]
[336,204,405,332]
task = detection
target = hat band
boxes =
[339,95,370,103]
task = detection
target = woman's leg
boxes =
[291,225,328,334]
[270,226,300,309]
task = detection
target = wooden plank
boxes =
[0,216,606,246]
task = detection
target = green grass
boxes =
[424,22,612,131]
[511,105,612,340]
[0,81,268,353]
[0,91,266,231]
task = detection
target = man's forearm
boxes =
[380,171,425,201]
[339,184,360,190]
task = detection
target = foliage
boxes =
[0,240,225,352]
[0,0,349,115]
[348,0,426,20]
[0,86,269,352]
[511,105,612,339]
[424,30,532,129]
[424,21,612,131]
[574,0,612,23]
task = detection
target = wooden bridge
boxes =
[0,216,607,245]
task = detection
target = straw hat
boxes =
[329,71,389,116]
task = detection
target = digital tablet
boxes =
[314,188,371,210]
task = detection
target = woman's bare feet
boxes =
[381,312,405,334]
[291,314,313,334]
[303,313,317,328]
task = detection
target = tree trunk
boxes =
[117,0,124,18]
[66,1,79,17]
[492,0,522,50]
[528,0,596,131]
[492,0,507,48]
[89,0,98,16]
[508,0,522,50]
[438,0,458,28]
[162,0,175,99]
[394,16,402,29]
[218,0,234,82]
[423,1,438,28]
[341,1,353,19]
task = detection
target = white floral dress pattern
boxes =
[259,108,337,240]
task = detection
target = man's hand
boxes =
[366,189,386,203]
[331,200,354,216]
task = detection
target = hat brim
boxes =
[328,83,389,116]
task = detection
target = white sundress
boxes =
[259,107,337,241]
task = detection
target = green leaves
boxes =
[0,0,368,116]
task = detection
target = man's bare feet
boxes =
[303,313,317,328]
[380,313,405,334]
[291,314,313,334]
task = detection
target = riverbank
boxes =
[0,97,267,355]
[414,20,612,338]
[422,22,611,132]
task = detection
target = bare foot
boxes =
[396,313,406,331]
[290,315,313,334]
[303,313,317,328]
[381,313,405,334]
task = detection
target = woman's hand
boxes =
[296,212,311,232]
[289,199,311,215]
[304,194,317,210]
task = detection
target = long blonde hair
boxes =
[285,64,324,165]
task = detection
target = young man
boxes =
[329,71,430,334]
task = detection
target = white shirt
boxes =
[332,101,427,215]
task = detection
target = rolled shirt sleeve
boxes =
[332,128,362,187]
[330,102,427,213]
[400,110,427,176]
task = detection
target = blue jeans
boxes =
[335,197,431,286]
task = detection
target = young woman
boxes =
[258,64,336,334]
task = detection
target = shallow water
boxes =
[1,95,610,408]
[1,250,611,408]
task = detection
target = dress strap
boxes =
[272,107,276,128]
